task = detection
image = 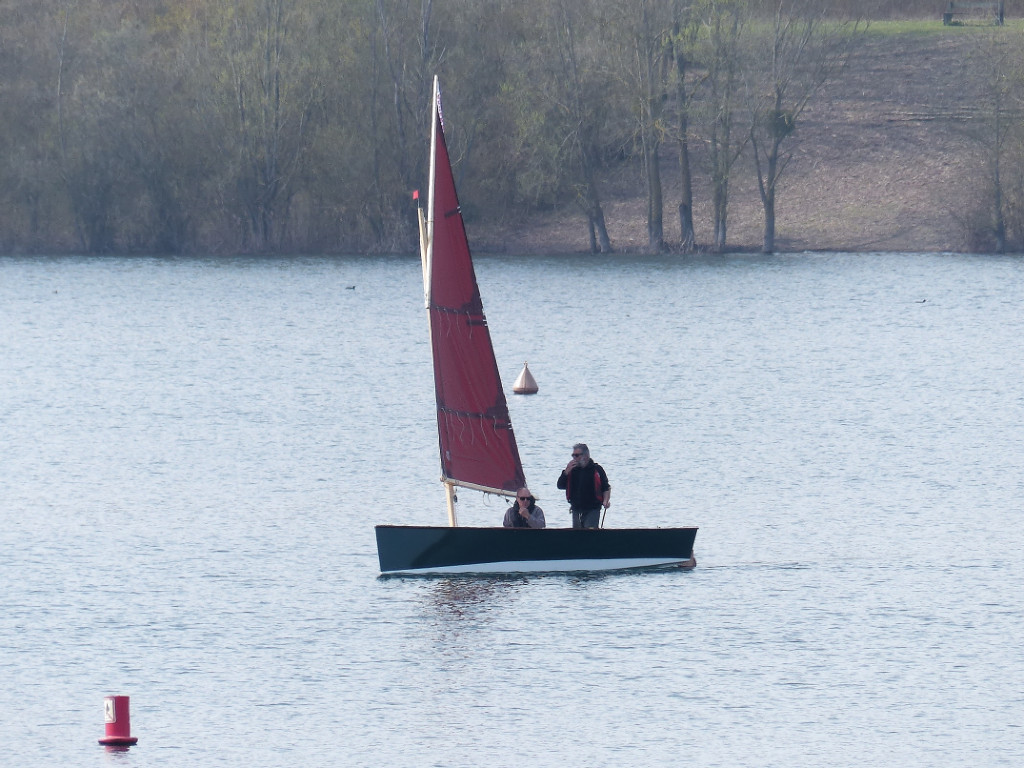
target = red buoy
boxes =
[98,695,138,746]
[512,362,538,394]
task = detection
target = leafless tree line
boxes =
[0,1,1019,254]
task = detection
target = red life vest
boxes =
[564,466,604,505]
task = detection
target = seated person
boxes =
[503,487,546,528]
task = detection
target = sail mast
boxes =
[422,77,457,526]
[422,77,438,311]
[423,76,525,526]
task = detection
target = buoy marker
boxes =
[512,361,538,395]
[98,695,138,746]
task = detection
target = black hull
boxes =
[375,525,698,575]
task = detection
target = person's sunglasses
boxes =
[518,496,532,501]
[572,452,582,457]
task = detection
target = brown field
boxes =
[471,25,1007,255]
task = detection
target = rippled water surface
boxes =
[2,252,1022,766]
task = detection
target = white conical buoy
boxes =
[513,362,538,394]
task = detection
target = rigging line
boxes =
[438,406,510,426]
[441,410,502,449]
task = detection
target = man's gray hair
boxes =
[573,443,590,457]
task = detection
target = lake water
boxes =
[1,252,1022,767]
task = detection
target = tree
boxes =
[607,0,672,252]
[745,0,860,253]
[53,0,148,253]
[0,1,70,249]
[547,0,615,252]
[669,0,701,252]
[372,0,435,201]
[962,29,1024,253]
[202,0,328,251]
[630,0,671,252]
[424,0,534,217]
[699,0,748,252]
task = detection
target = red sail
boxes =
[426,101,525,495]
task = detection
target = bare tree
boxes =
[745,1,860,253]
[962,29,1024,253]
[669,0,701,252]
[374,0,435,195]
[619,0,671,252]
[551,0,614,253]
[209,0,325,251]
[699,0,748,252]
[52,1,140,252]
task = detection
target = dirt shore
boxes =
[471,28,999,255]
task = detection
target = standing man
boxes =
[557,443,611,529]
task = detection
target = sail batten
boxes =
[422,77,525,504]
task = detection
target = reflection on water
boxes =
[101,746,134,757]
[427,577,525,620]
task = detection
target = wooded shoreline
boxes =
[473,23,1024,256]
[3,4,1024,256]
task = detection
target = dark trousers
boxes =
[572,508,601,529]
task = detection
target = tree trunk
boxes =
[646,136,664,251]
[639,0,663,253]
[762,188,776,253]
[580,147,611,253]
[755,129,782,254]
[993,152,1006,253]
[586,183,613,253]
[704,2,743,253]
[675,93,695,252]
[582,155,612,252]
[713,183,728,252]
[672,3,696,252]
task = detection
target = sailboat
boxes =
[374,77,697,575]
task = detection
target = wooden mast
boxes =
[422,76,459,528]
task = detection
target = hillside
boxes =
[470,25,1005,255]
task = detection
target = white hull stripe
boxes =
[386,557,689,576]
